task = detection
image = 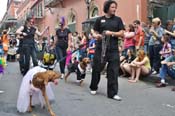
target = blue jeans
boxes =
[144,44,149,54]
[159,64,175,80]
[80,48,87,59]
[124,46,135,57]
[55,46,67,73]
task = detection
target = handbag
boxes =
[89,49,95,54]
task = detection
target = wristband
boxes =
[112,32,115,37]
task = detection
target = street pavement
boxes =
[0,62,175,116]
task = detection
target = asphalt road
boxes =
[0,62,175,116]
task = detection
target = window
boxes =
[91,7,98,18]
[68,13,76,24]
[31,2,44,18]
[68,11,76,33]
[71,15,76,23]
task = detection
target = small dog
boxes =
[64,57,90,86]
[17,66,61,116]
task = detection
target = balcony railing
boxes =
[45,0,63,7]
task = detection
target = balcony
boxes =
[149,0,175,5]
[45,0,63,7]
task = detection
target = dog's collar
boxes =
[78,64,85,74]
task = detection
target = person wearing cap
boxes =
[149,17,164,75]
[16,17,48,75]
[54,17,72,79]
[156,49,175,88]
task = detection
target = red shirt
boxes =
[124,31,135,49]
[135,26,144,47]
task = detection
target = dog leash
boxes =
[47,42,89,70]
[101,31,110,63]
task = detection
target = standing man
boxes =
[16,17,48,75]
[133,20,145,51]
[89,0,124,100]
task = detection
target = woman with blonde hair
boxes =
[149,17,164,75]
[128,49,151,83]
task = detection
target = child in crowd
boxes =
[159,34,172,60]
[156,49,175,88]
[66,47,72,67]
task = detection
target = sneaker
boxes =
[156,83,166,88]
[76,80,81,83]
[90,90,97,95]
[171,87,175,91]
[152,71,158,75]
[61,73,65,79]
[113,95,122,101]
[90,69,92,73]
[0,90,4,94]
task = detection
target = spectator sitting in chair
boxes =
[156,49,175,88]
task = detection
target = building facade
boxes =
[148,0,175,24]
[1,0,175,36]
[32,0,148,35]
[6,0,148,35]
[0,0,21,33]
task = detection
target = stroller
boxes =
[39,39,57,70]
[38,37,88,70]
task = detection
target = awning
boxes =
[45,0,63,7]
[2,16,18,24]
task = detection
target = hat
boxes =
[59,16,65,26]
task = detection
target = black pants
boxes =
[149,45,154,69]
[19,44,38,75]
[90,49,119,98]
[149,44,162,72]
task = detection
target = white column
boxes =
[136,4,140,20]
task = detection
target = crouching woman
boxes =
[128,50,151,83]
